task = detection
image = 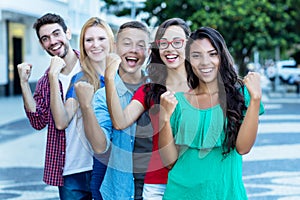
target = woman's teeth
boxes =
[200,68,213,73]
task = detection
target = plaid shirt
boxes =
[25,50,80,186]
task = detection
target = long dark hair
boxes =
[185,27,246,154]
[144,18,191,108]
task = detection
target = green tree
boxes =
[145,0,300,75]
[103,0,300,75]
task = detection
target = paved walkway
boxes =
[0,95,26,126]
[0,95,59,199]
[0,92,299,199]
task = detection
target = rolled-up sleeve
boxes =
[26,76,51,130]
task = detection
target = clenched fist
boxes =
[48,56,66,78]
[160,91,178,122]
[243,72,262,101]
[75,81,95,109]
[105,53,121,80]
[17,63,32,83]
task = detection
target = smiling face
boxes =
[84,26,110,64]
[158,25,186,70]
[189,38,220,84]
[39,23,71,58]
[116,27,150,75]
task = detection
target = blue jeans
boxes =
[91,155,108,200]
[134,175,145,200]
[58,171,92,200]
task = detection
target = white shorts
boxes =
[142,184,166,200]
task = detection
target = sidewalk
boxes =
[0,91,299,200]
[0,94,46,168]
[0,95,26,126]
[0,95,59,200]
[262,91,300,104]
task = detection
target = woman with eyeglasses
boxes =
[104,18,190,200]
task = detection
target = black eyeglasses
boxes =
[156,38,185,50]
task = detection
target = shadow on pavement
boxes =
[0,167,59,200]
[0,119,36,144]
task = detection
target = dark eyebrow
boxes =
[40,29,61,39]
[208,49,217,53]
[191,49,216,54]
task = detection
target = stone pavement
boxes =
[0,95,59,199]
[0,92,299,199]
[243,92,300,200]
[0,95,26,126]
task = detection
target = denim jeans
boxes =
[58,171,92,200]
[134,176,145,200]
[142,184,166,200]
[91,156,108,200]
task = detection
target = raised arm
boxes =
[48,56,78,130]
[75,82,107,154]
[18,62,50,130]
[17,63,36,112]
[105,53,144,130]
[158,91,179,169]
[236,72,262,155]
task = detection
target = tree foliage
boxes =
[103,0,300,75]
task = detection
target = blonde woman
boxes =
[52,17,114,199]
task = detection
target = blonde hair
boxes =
[79,17,114,91]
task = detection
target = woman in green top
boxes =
[159,27,264,200]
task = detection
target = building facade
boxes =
[0,0,100,96]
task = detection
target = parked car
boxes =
[266,59,300,84]
[288,74,300,94]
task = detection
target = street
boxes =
[243,93,300,200]
[0,96,59,200]
[0,93,300,200]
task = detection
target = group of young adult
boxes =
[17,12,264,200]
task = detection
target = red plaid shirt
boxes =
[25,50,79,186]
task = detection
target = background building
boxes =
[0,0,100,96]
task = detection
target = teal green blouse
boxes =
[171,87,264,151]
[163,87,264,200]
